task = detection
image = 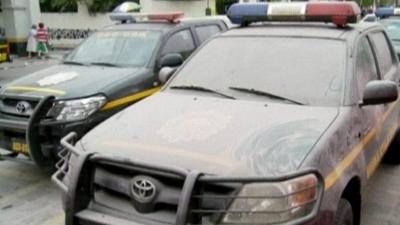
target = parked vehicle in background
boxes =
[361,13,377,22]
[53,2,400,225]
[0,12,228,171]
[374,8,400,55]
[0,32,11,63]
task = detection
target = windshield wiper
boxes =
[90,62,120,67]
[229,86,305,105]
[170,85,235,100]
[63,60,87,66]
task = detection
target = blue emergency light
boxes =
[375,7,400,18]
[227,2,361,27]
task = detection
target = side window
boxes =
[161,29,195,60]
[369,32,394,76]
[195,25,222,44]
[355,37,379,99]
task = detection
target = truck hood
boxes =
[80,92,338,177]
[1,64,140,99]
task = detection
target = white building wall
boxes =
[0,0,219,31]
[39,3,113,48]
[40,0,216,30]
[1,0,218,47]
[40,3,113,30]
[141,0,216,17]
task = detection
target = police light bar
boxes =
[227,2,361,27]
[110,12,184,23]
[375,7,400,18]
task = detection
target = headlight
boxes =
[49,95,106,121]
[222,173,323,224]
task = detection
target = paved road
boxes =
[0,55,64,225]
[1,57,400,225]
[0,158,64,225]
[361,164,400,225]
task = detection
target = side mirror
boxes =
[361,80,398,106]
[158,67,177,84]
[159,53,183,68]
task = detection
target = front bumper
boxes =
[0,96,55,168]
[0,118,28,132]
[53,133,325,225]
[0,96,110,169]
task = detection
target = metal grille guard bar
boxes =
[27,95,55,170]
[52,132,325,225]
[51,132,80,193]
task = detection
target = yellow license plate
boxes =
[11,138,29,154]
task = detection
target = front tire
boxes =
[333,198,353,225]
[383,130,400,164]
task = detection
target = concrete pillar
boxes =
[1,0,40,56]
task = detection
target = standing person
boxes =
[36,22,49,59]
[26,24,37,59]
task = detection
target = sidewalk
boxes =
[0,50,69,71]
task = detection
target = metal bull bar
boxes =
[53,132,325,225]
[27,95,55,170]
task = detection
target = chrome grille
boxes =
[0,97,40,117]
[92,163,185,224]
[90,162,239,225]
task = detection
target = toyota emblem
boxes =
[130,176,157,203]
[15,101,31,114]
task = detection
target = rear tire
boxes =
[333,198,353,225]
[383,130,400,165]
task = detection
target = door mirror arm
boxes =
[158,67,178,84]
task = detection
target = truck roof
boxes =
[222,22,384,41]
[103,17,228,32]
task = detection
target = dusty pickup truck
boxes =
[53,2,400,225]
[0,13,228,171]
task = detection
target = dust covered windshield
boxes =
[64,30,162,67]
[167,36,345,106]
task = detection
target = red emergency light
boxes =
[110,12,184,24]
[306,2,361,26]
[148,12,184,23]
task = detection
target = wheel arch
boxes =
[340,176,362,225]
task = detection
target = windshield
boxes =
[64,30,162,67]
[167,37,345,106]
[381,20,400,42]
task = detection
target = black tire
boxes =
[333,198,353,225]
[383,130,400,165]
